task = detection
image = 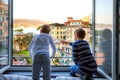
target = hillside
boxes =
[13,19,50,28]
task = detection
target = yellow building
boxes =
[50,23,66,40]
[49,23,66,57]
[65,26,80,41]
[80,15,90,27]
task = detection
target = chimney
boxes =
[67,17,73,21]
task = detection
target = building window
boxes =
[63,32,66,34]
[0,30,2,35]
[0,22,2,26]
[0,16,4,22]
[63,36,66,39]
[57,32,59,34]
[0,8,2,13]
[2,17,4,21]
[61,32,62,34]
[61,53,64,56]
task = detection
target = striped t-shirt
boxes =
[70,40,97,75]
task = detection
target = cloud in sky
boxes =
[13,0,92,23]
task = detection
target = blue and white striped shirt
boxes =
[70,40,97,74]
[28,33,56,59]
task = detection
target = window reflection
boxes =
[95,0,113,77]
[99,29,112,74]
[0,0,9,69]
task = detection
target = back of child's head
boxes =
[40,24,50,34]
[102,29,111,40]
[74,28,86,40]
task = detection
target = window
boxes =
[63,32,66,34]
[63,36,66,39]
[0,8,2,13]
[0,22,2,26]
[94,0,113,77]
[13,0,92,66]
[0,29,2,35]
[0,0,9,71]
[0,16,5,22]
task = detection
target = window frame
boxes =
[93,0,118,80]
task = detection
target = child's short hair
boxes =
[74,28,86,39]
[40,24,50,34]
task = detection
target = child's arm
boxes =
[61,40,73,46]
[28,36,35,57]
[61,40,71,44]
[49,36,56,57]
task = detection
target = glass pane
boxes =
[0,0,9,69]
[95,0,113,77]
[13,0,92,66]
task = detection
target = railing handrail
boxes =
[0,55,8,57]
[12,56,72,58]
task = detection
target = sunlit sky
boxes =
[3,0,113,24]
[3,0,8,4]
[13,0,92,23]
[95,0,113,24]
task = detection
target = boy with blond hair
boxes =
[61,28,97,80]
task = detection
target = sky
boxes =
[3,0,8,4]
[95,0,113,24]
[13,0,92,23]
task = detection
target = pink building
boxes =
[0,1,8,41]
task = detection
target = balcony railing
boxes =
[12,56,74,66]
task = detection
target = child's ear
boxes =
[76,34,78,38]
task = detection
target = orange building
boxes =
[64,16,90,27]
[64,17,81,26]
[64,17,91,42]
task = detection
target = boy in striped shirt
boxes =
[61,28,97,80]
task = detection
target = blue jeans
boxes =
[70,65,80,75]
[70,65,94,80]
[32,53,50,80]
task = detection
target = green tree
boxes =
[36,26,41,30]
[14,29,23,32]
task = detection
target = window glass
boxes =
[0,0,9,69]
[13,0,92,66]
[95,0,113,77]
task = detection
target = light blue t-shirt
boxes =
[28,33,56,59]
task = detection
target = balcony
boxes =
[0,44,107,79]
